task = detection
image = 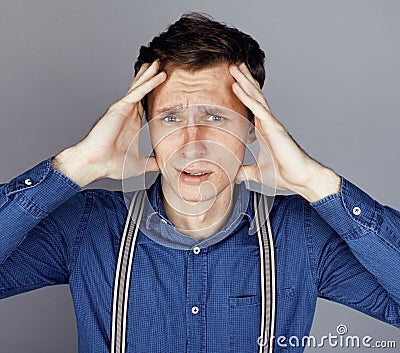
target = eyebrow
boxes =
[156,104,224,115]
[156,104,185,114]
[197,105,223,114]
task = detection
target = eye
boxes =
[206,115,225,122]
[163,115,180,123]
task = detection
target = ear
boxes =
[246,123,256,143]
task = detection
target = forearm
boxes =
[51,145,104,188]
[293,166,342,203]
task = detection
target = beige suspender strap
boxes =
[254,191,277,353]
[110,190,145,353]
[110,189,276,353]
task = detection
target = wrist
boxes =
[293,166,342,203]
[51,145,104,188]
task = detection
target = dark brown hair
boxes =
[134,12,266,121]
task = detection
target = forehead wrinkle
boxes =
[165,82,217,93]
[166,71,223,87]
[149,64,245,117]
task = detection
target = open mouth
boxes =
[182,171,209,176]
[178,168,212,183]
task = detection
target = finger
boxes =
[235,164,259,184]
[127,60,160,94]
[229,64,264,100]
[238,63,261,89]
[138,100,144,119]
[132,62,151,83]
[123,155,160,178]
[127,62,152,94]
[229,64,271,113]
[131,60,159,87]
[232,82,283,131]
[122,71,167,104]
[239,63,272,113]
[144,156,160,173]
[231,82,267,119]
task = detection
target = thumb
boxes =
[144,156,160,173]
[235,164,259,184]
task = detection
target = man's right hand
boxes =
[51,60,167,187]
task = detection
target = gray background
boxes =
[0,0,399,352]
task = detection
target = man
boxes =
[0,12,399,353]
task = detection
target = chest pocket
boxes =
[228,288,298,353]
[229,294,261,353]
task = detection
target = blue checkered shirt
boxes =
[1,157,399,352]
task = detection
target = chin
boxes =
[177,184,219,203]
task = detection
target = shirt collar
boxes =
[140,174,255,249]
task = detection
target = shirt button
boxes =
[191,306,199,315]
[24,178,32,186]
[193,246,200,254]
[352,206,361,216]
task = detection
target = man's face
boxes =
[146,62,254,203]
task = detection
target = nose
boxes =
[179,124,208,159]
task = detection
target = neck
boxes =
[161,181,236,241]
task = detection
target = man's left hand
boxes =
[229,63,341,203]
